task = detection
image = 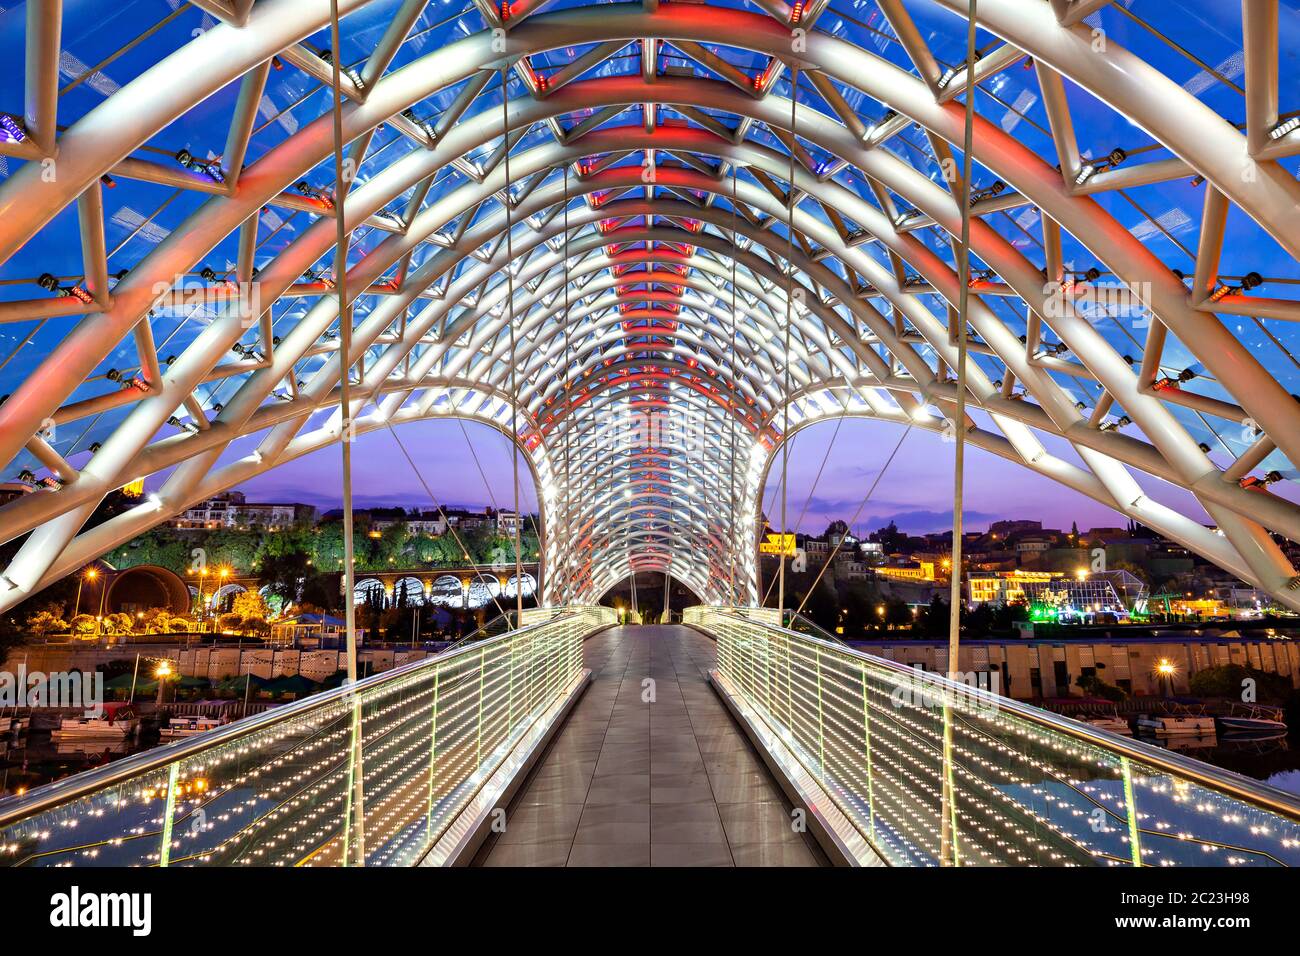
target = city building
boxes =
[496,509,522,537]
[170,491,315,530]
[966,568,1143,620]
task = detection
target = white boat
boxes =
[1135,713,1216,736]
[51,704,139,740]
[1082,716,1133,736]
[159,715,225,740]
[1216,707,1288,735]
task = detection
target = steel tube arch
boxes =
[1,3,1296,614]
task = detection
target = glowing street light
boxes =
[74,566,98,618]
[1155,658,1176,696]
[154,659,173,706]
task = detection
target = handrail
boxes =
[845,626,1298,816]
[707,610,1300,818]
[692,605,1300,866]
[0,610,579,828]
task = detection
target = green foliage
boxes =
[107,528,189,571]
[1076,673,1126,701]
[1188,664,1292,704]
[203,528,260,572]
[256,547,312,607]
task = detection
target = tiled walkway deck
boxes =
[474,624,827,867]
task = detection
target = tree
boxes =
[257,548,311,607]
[232,589,271,624]
[112,527,190,572]
[103,612,135,635]
[26,609,68,636]
[884,597,913,628]
[869,521,906,553]
[203,528,260,572]
[1076,673,1125,701]
[139,608,173,633]
[69,614,97,636]
[837,582,881,637]
[918,594,949,637]
[371,523,411,569]
[216,612,244,633]
[1189,664,1291,704]
[802,575,840,632]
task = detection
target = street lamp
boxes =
[193,566,210,623]
[74,566,98,620]
[93,570,108,639]
[1155,658,1176,696]
[154,659,173,706]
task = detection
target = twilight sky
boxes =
[222,415,1219,536]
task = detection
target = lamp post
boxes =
[94,574,107,641]
[1156,658,1176,696]
[1159,658,1180,697]
[75,566,97,620]
[216,566,230,622]
[194,567,209,626]
[154,660,172,707]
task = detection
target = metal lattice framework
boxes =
[1,0,1298,610]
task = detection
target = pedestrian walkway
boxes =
[474,625,828,866]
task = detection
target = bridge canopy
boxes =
[0,0,1297,614]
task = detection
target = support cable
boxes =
[501,67,525,623]
[941,0,979,871]
[777,63,799,620]
[327,0,364,869]
[794,423,914,619]
[727,165,740,606]
[382,422,512,623]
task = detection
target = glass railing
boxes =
[0,606,617,867]
[691,607,1300,867]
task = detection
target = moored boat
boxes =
[1082,715,1133,736]
[50,703,139,739]
[1135,713,1216,736]
[159,715,225,740]
[1216,705,1287,735]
